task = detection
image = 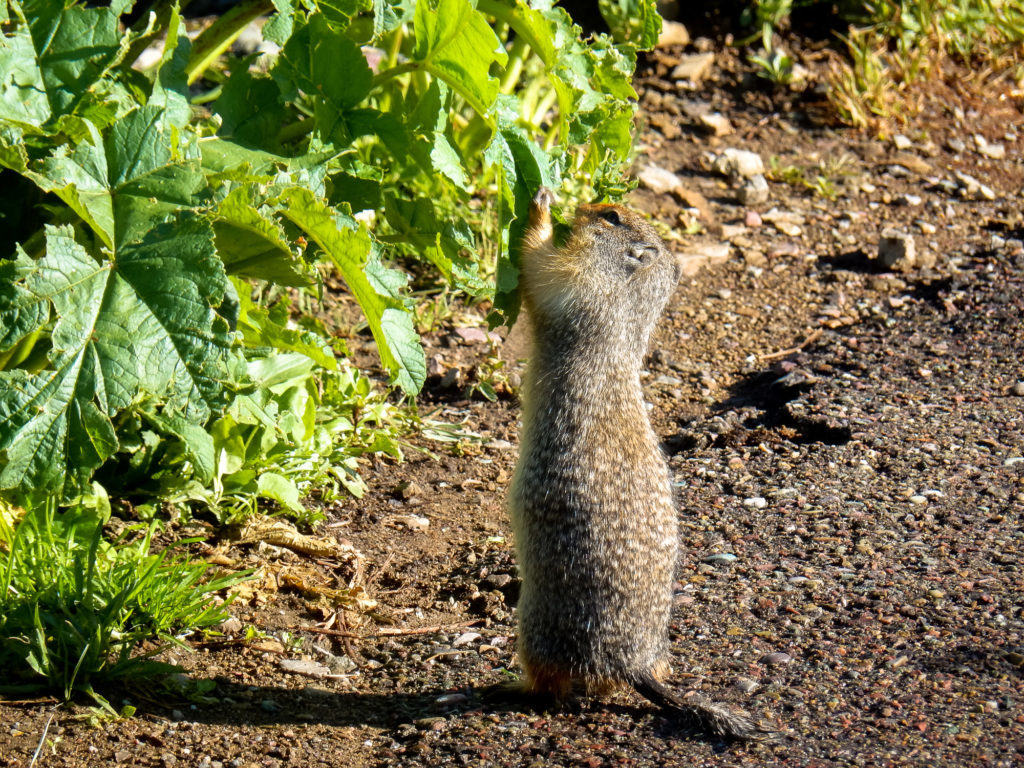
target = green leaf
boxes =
[278,188,425,393]
[0,221,235,494]
[0,249,49,354]
[19,0,125,122]
[24,107,206,250]
[256,471,303,513]
[0,15,51,128]
[598,0,662,48]
[234,282,337,369]
[383,195,485,295]
[215,186,315,286]
[273,14,373,143]
[486,110,559,326]
[148,6,192,129]
[411,0,508,119]
[213,67,289,151]
[142,409,216,484]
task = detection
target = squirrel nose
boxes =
[629,245,658,262]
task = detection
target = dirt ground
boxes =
[3,38,1024,768]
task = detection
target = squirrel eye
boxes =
[598,209,621,226]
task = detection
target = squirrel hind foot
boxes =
[633,676,778,742]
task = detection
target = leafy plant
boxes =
[0,0,653,505]
[0,490,241,706]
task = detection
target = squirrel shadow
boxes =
[118,678,750,746]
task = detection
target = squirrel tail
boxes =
[632,673,777,741]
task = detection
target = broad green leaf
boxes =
[486,109,559,326]
[273,14,373,144]
[0,16,50,127]
[411,0,508,119]
[142,409,216,485]
[215,186,315,286]
[0,249,49,354]
[256,471,303,513]
[598,0,662,48]
[20,0,125,121]
[264,0,296,45]
[148,6,192,129]
[25,107,206,250]
[278,188,425,393]
[383,195,485,295]
[234,283,337,370]
[0,221,235,494]
[214,67,290,151]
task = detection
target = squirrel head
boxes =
[521,188,680,353]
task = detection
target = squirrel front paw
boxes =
[532,186,554,212]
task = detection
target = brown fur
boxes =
[508,188,775,741]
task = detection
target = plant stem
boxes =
[185,0,274,86]
[371,60,420,88]
[499,35,529,94]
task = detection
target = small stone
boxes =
[878,229,916,271]
[893,134,913,150]
[760,652,793,666]
[452,632,481,647]
[427,355,445,377]
[896,193,922,206]
[699,112,733,136]
[396,480,424,500]
[452,327,488,344]
[393,514,430,531]
[737,174,770,205]
[743,249,767,267]
[115,751,132,763]
[218,616,243,635]
[973,134,1006,159]
[743,496,768,509]
[915,219,937,235]
[260,699,280,712]
[711,148,765,179]
[946,137,966,153]
[1004,457,1024,467]
[434,692,468,706]
[744,210,763,227]
[638,164,683,195]
[657,20,690,48]
[909,495,928,505]
[733,677,759,694]
[485,438,515,450]
[171,710,184,721]
[280,659,332,678]
[1011,381,1024,396]
[702,553,738,564]
[927,589,946,599]
[717,288,733,300]
[671,52,715,83]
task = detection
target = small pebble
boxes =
[760,652,793,666]
[743,496,768,509]
[1011,381,1024,396]
[702,553,738,564]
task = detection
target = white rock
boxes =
[878,229,916,271]
[671,52,715,82]
[638,164,683,195]
[657,21,690,48]
[737,174,769,205]
[743,496,768,509]
[712,148,765,179]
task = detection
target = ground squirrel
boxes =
[508,188,774,740]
